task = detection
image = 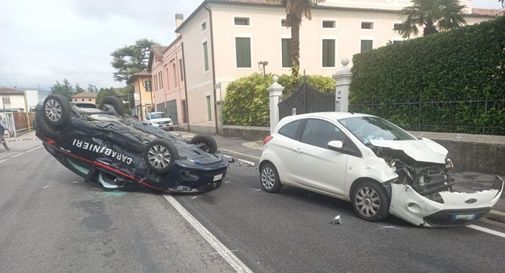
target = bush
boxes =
[350,15,505,134]
[223,73,335,126]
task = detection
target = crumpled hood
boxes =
[370,138,448,164]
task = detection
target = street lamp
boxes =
[258,61,269,78]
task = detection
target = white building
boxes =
[175,0,498,132]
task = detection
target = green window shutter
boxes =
[235,37,251,67]
[281,38,292,67]
[322,39,335,67]
[202,41,209,71]
[360,40,373,52]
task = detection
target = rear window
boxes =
[278,120,301,140]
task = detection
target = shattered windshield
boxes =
[339,116,416,144]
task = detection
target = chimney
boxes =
[175,13,184,29]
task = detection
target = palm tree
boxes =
[397,0,466,38]
[272,0,324,77]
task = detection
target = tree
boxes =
[87,84,98,93]
[96,87,118,105]
[111,39,158,82]
[74,83,85,93]
[397,0,466,38]
[500,0,504,8]
[50,79,74,100]
[274,0,324,77]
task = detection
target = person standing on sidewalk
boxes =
[0,114,10,151]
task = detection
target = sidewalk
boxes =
[0,130,41,160]
[176,131,505,223]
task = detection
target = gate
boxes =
[278,83,335,119]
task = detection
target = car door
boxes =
[291,118,349,196]
[270,119,304,184]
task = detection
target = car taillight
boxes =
[263,135,273,144]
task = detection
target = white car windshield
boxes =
[339,116,416,144]
[150,113,167,119]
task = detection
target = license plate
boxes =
[453,214,475,221]
[213,174,223,181]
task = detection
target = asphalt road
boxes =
[1,138,505,273]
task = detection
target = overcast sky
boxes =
[0,0,501,90]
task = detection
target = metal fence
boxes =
[278,83,335,119]
[349,98,505,135]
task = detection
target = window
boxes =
[393,23,402,30]
[179,59,184,81]
[144,80,152,91]
[322,39,335,67]
[278,120,302,140]
[281,19,288,27]
[154,75,158,90]
[2,97,11,105]
[166,68,170,89]
[234,17,250,26]
[322,20,335,28]
[201,21,207,31]
[361,21,374,29]
[281,38,291,68]
[173,63,177,87]
[159,71,163,89]
[301,119,344,149]
[235,37,251,68]
[206,95,212,121]
[393,40,402,44]
[361,40,373,52]
[339,116,415,145]
[202,41,209,72]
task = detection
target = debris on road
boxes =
[332,215,342,225]
[222,154,235,163]
[249,187,262,192]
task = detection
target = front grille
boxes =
[423,208,491,226]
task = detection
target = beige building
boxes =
[130,71,153,120]
[72,92,97,104]
[148,37,188,126]
[175,0,497,132]
[0,88,39,112]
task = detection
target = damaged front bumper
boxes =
[389,176,504,227]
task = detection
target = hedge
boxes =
[223,73,335,126]
[350,15,505,135]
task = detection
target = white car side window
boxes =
[300,119,343,149]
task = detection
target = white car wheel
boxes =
[352,181,389,221]
[259,163,282,193]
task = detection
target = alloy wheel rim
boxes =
[261,167,276,189]
[45,98,62,122]
[147,145,171,169]
[355,186,380,218]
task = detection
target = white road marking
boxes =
[221,149,260,160]
[163,195,254,273]
[0,145,42,164]
[220,148,505,240]
[468,225,505,239]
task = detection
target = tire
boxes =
[144,139,178,174]
[42,94,71,128]
[259,162,283,193]
[99,96,125,116]
[351,180,390,222]
[189,134,218,154]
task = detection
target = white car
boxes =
[146,112,174,131]
[259,112,504,227]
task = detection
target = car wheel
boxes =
[259,162,283,193]
[145,139,178,174]
[99,96,125,116]
[189,134,218,154]
[351,181,389,222]
[42,94,71,128]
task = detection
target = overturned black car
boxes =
[35,95,228,193]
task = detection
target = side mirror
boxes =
[328,140,343,151]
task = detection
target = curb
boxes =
[488,210,505,223]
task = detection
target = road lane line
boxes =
[221,149,260,160]
[0,145,42,164]
[468,225,505,239]
[163,195,254,273]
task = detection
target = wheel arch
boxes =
[349,177,392,204]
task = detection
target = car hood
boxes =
[369,138,448,164]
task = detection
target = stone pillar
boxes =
[333,58,352,112]
[267,76,284,133]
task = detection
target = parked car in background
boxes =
[259,112,503,227]
[146,112,174,131]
